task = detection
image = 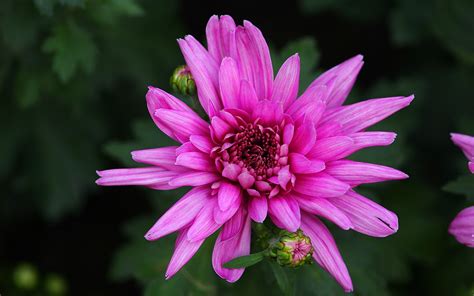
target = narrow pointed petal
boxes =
[239,79,259,113]
[300,213,353,292]
[168,171,220,187]
[220,207,246,241]
[289,153,325,174]
[331,190,398,237]
[272,54,300,109]
[308,54,363,108]
[189,135,214,153]
[248,196,268,222]
[187,198,222,242]
[451,133,474,173]
[449,206,474,247]
[145,187,211,241]
[178,37,222,116]
[219,57,241,109]
[340,132,397,157]
[307,136,354,161]
[268,196,301,232]
[218,182,242,212]
[294,173,350,198]
[287,85,328,123]
[165,228,205,279]
[131,146,178,168]
[292,193,353,230]
[212,212,251,282]
[96,167,178,187]
[278,165,292,190]
[213,192,241,225]
[206,15,236,61]
[290,121,317,155]
[319,95,414,135]
[325,160,408,186]
[176,151,215,172]
[231,22,273,100]
[155,109,209,143]
[146,87,197,142]
[283,124,295,145]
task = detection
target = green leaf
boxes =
[268,261,293,296]
[223,252,265,269]
[43,20,97,82]
[444,175,474,198]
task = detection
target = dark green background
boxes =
[1,0,473,295]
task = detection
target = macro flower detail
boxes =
[170,65,196,96]
[268,229,313,267]
[449,133,474,247]
[96,15,414,291]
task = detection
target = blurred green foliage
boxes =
[0,0,473,295]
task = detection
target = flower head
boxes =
[449,133,474,247]
[96,15,413,291]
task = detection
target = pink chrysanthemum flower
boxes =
[96,15,414,291]
[449,133,474,247]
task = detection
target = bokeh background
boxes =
[1,0,473,295]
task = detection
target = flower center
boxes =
[230,124,280,178]
[213,119,292,197]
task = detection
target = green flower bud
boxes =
[45,273,67,295]
[268,229,313,268]
[170,65,196,96]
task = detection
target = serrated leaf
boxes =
[43,20,96,82]
[223,252,265,269]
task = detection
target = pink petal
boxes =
[308,54,363,108]
[248,196,268,222]
[146,87,198,142]
[219,57,241,109]
[283,124,295,145]
[189,135,214,154]
[155,108,209,143]
[212,211,251,282]
[290,120,317,155]
[251,99,284,126]
[294,173,350,198]
[271,54,300,109]
[306,136,354,161]
[292,193,353,230]
[220,207,246,241]
[449,206,474,247]
[300,213,353,292]
[278,165,292,190]
[206,15,236,61]
[325,160,408,186]
[168,171,220,187]
[238,79,259,113]
[340,132,397,157]
[231,21,273,100]
[96,167,179,187]
[268,196,301,232]
[175,151,215,172]
[131,146,179,169]
[286,85,328,123]
[289,153,326,174]
[222,163,242,181]
[165,227,205,279]
[238,171,255,189]
[451,133,474,167]
[319,95,414,135]
[218,182,242,211]
[187,198,222,242]
[145,186,211,241]
[331,190,398,237]
[178,37,222,116]
[210,116,233,141]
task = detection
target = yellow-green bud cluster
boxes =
[170,65,196,96]
[268,229,313,268]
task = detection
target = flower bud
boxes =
[170,65,196,96]
[268,229,313,268]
